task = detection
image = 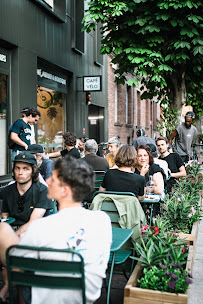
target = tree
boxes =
[83,0,203,116]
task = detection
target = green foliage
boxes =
[138,264,192,293]
[132,219,188,268]
[83,0,203,113]
[157,105,180,138]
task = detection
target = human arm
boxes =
[15,208,46,237]
[170,165,186,179]
[168,130,178,145]
[152,172,164,194]
[99,186,106,191]
[10,132,28,150]
[139,164,149,176]
[47,151,61,158]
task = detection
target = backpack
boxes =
[8,119,26,149]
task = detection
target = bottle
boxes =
[146,175,155,197]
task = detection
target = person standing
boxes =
[10,107,41,161]
[156,136,186,193]
[168,111,197,163]
[21,107,36,144]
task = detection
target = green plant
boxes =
[132,219,188,267]
[162,193,202,233]
[138,263,192,293]
[157,105,180,138]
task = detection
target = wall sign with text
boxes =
[83,76,102,91]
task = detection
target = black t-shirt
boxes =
[161,152,184,189]
[11,119,31,151]
[60,147,80,158]
[134,163,164,185]
[101,169,145,197]
[1,182,53,227]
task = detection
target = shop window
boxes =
[0,74,8,176]
[37,86,65,153]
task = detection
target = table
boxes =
[140,195,161,225]
[1,217,15,224]
[107,227,133,304]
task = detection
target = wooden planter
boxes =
[177,221,199,247]
[124,259,191,304]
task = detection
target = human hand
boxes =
[140,164,149,176]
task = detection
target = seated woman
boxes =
[134,145,165,196]
[99,144,145,201]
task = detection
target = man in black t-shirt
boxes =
[156,136,186,192]
[48,132,80,159]
[0,153,53,236]
[10,107,41,162]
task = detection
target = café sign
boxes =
[83,76,102,91]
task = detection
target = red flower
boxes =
[154,226,159,236]
[182,248,186,253]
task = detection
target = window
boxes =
[0,74,8,175]
[94,23,103,66]
[33,0,66,22]
[37,86,65,153]
[72,0,85,53]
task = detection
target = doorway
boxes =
[88,105,104,144]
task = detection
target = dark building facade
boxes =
[0,0,108,182]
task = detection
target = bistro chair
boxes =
[94,171,106,191]
[6,245,86,304]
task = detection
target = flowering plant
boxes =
[132,219,188,268]
[138,263,192,293]
[162,192,202,233]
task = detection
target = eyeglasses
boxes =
[18,196,25,213]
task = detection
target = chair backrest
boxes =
[6,245,86,304]
[93,190,136,200]
[94,171,106,191]
[101,200,119,224]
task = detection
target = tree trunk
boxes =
[171,74,186,120]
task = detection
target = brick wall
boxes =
[108,56,161,144]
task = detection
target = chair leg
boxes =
[106,253,115,304]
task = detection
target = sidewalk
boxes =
[188,215,203,304]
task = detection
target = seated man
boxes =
[105,137,121,168]
[83,139,109,172]
[27,144,54,181]
[0,153,53,236]
[48,132,80,159]
[0,157,112,304]
[156,136,186,193]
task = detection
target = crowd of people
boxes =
[0,108,198,303]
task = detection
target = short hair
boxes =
[54,157,95,202]
[115,144,137,167]
[84,139,98,153]
[26,107,41,117]
[12,163,39,183]
[63,132,77,146]
[156,136,168,144]
[136,145,154,165]
[136,129,145,137]
[108,137,121,147]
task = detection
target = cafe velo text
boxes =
[83,76,102,91]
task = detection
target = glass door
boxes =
[0,73,8,175]
[37,86,65,153]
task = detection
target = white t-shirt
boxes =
[14,207,112,304]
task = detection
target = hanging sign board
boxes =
[83,76,102,92]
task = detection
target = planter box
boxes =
[124,261,190,304]
[177,221,199,247]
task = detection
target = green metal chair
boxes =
[92,191,136,304]
[94,171,106,191]
[6,245,86,304]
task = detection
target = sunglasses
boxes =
[18,196,25,213]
